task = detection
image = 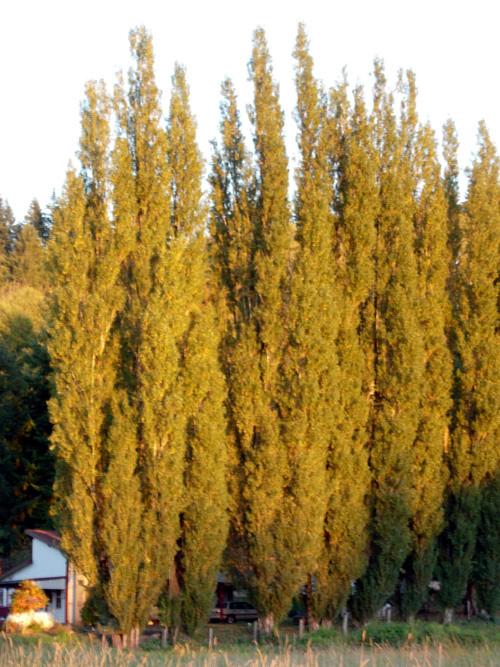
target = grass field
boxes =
[2,621,500,666]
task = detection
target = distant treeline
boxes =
[1,23,500,646]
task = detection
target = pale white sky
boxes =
[1,0,499,220]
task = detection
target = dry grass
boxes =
[2,632,500,667]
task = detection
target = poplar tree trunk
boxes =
[443,607,454,624]
[307,613,320,632]
[258,613,275,635]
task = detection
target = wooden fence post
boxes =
[342,612,349,637]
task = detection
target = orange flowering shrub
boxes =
[10,580,49,614]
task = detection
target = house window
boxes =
[55,591,62,610]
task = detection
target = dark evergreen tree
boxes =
[0,197,15,255]
[0,311,53,556]
[24,199,51,245]
[0,198,15,282]
[10,224,47,288]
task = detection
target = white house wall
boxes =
[9,539,66,580]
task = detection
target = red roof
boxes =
[25,530,61,549]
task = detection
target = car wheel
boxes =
[227,615,235,624]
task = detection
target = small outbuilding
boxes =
[0,529,87,625]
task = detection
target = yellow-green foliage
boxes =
[108,27,187,637]
[350,61,425,622]
[211,29,303,632]
[48,79,124,592]
[312,66,377,622]
[286,26,369,626]
[437,122,500,613]
[158,63,228,636]
[400,109,452,619]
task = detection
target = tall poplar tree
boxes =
[400,117,452,620]
[285,26,340,630]
[211,29,301,634]
[48,79,124,600]
[157,63,228,636]
[317,77,379,624]
[108,27,188,645]
[350,61,425,623]
[209,76,255,602]
[291,33,374,626]
[437,122,500,622]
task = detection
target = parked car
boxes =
[210,601,258,624]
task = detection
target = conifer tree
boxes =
[211,29,301,634]
[0,303,53,556]
[350,61,425,623]
[0,197,15,255]
[0,198,15,282]
[157,63,228,637]
[24,199,51,245]
[437,122,500,622]
[10,224,47,288]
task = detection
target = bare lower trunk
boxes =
[307,617,319,632]
[466,582,477,617]
[407,613,415,624]
[172,626,179,645]
[111,634,122,649]
[258,613,274,635]
[161,626,169,648]
[122,626,140,650]
[443,607,453,624]
[341,613,348,636]
[307,608,319,632]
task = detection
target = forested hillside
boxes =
[1,23,500,644]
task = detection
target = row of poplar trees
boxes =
[45,24,500,644]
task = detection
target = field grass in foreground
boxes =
[3,621,500,666]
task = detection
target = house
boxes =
[0,529,87,625]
